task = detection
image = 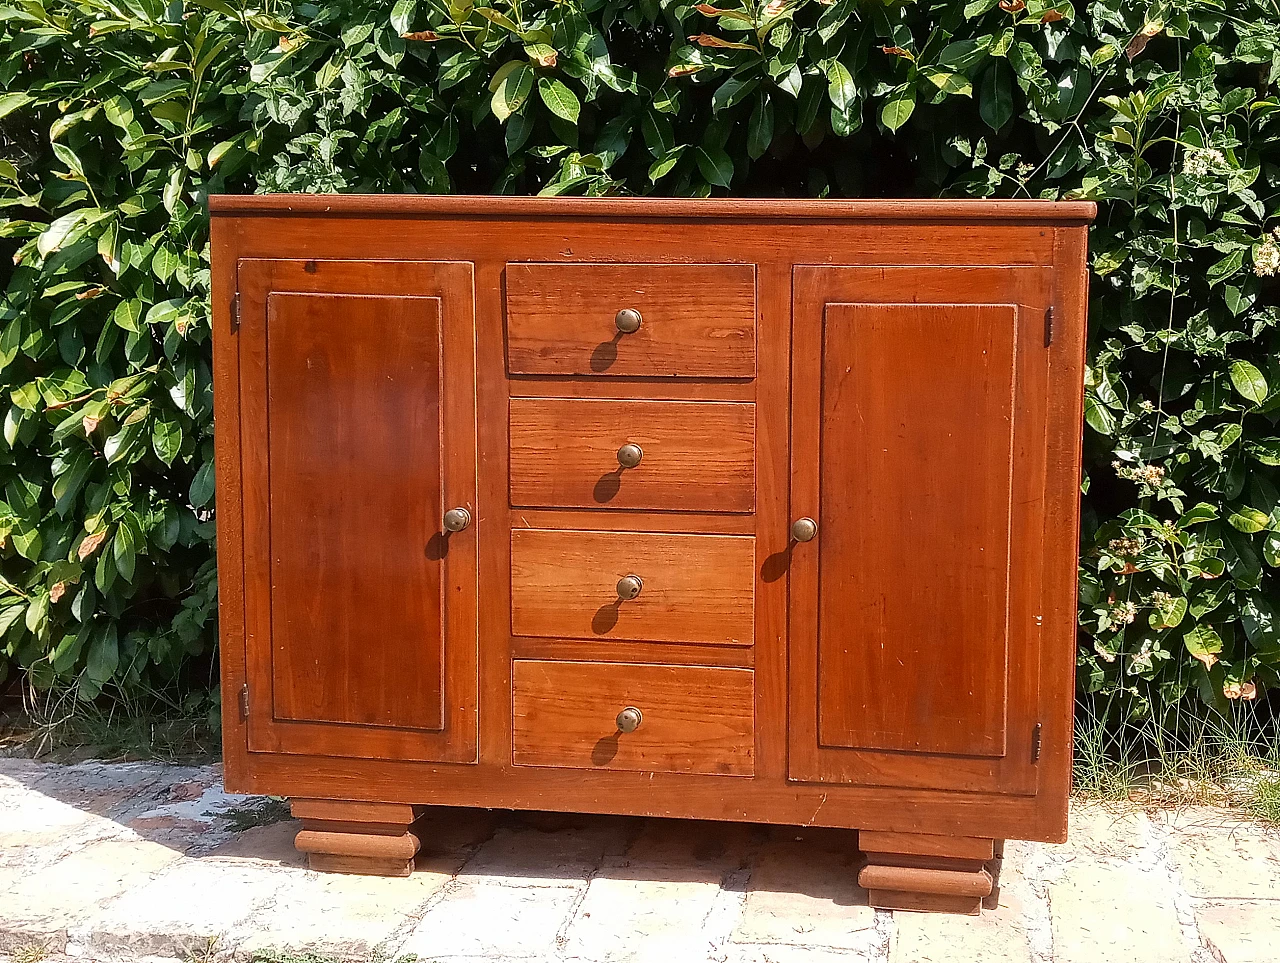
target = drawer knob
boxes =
[617,443,644,469]
[616,706,643,733]
[443,507,471,533]
[615,308,643,334]
[616,574,644,600]
[791,517,818,542]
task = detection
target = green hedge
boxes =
[1,0,1278,727]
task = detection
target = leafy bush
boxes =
[1,0,1277,728]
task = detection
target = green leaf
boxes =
[152,417,183,466]
[538,77,581,123]
[1245,438,1280,466]
[1207,249,1245,286]
[1084,395,1115,434]
[85,626,119,686]
[712,75,758,114]
[695,145,734,188]
[190,460,216,508]
[1183,623,1223,666]
[113,519,137,583]
[1177,503,1219,526]
[1150,596,1187,630]
[747,93,774,160]
[1228,507,1270,533]
[492,63,534,122]
[1229,361,1268,405]
[924,70,972,96]
[979,62,1014,130]
[826,61,856,113]
[0,93,34,119]
[390,0,416,34]
[881,86,915,131]
[113,299,143,333]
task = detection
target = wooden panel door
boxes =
[789,266,1053,795]
[237,259,477,763]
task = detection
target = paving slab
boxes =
[396,876,584,959]
[233,852,462,960]
[69,858,290,959]
[1049,861,1193,963]
[1166,813,1280,900]
[728,838,880,960]
[1196,900,1280,963]
[561,862,729,962]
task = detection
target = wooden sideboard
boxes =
[210,196,1094,913]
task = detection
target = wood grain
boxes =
[816,302,1016,758]
[511,660,754,776]
[506,263,756,378]
[265,292,445,731]
[511,529,755,646]
[509,397,755,512]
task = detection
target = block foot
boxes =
[857,830,997,916]
[291,798,422,877]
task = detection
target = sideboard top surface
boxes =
[209,193,1096,224]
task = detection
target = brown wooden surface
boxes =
[291,797,422,877]
[859,831,994,862]
[509,397,756,512]
[208,194,1096,223]
[788,265,1054,796]
[511,660,754,776]
[211,201,1092,851]
[265,292,446,731]
[236,260,478,763]
[506,263,756,378]
[511,529,755,645]
[816,301,1016,757]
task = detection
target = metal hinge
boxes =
[1044,306,1054,347]
[1031,722,1043,762]
[230,293,240,332]
[238,684,250,722]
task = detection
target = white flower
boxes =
[1182,147,1225,177]
[1255,235,1280,277]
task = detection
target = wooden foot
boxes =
[291,798,422,877]
[857,831,996,915]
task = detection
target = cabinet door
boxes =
[789,266,1053,795]
[238,260,477,763]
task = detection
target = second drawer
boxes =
[509,398,755,513]
[511,528,755,645]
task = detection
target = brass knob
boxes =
[616,706,643,733]
[443,507,471,533]
[616,574,643,600]
[791,517,817,542]
[617,443,643,469]
[615,308,642,334]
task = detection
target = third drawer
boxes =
[511,528,755,646]
[509,397,756,513]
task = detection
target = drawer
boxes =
[505,263,756,378]
[511,529,754,645]
[512,660,754,775]
[509,398,755,513]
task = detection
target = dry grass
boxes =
[1074,699,1280,827]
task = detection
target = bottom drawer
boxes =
[512,660,754,776]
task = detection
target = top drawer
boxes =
[505,263,756,378]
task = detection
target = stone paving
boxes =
[1,758,1278,963]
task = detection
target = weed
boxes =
[221,796,292,832]
[11,942,49,963]
[1074,696,1280,826]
